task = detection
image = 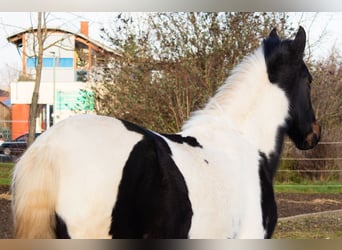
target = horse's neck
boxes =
[182,48,289,158]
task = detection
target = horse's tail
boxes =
[11,139,59,238]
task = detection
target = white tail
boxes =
[11,138,59,238]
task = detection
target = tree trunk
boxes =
[28,12,44,146]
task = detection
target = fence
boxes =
[275,142,342,192]
[0,133,341,191]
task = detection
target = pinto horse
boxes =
[11,27,321,239]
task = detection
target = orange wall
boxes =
[11,104,30,140]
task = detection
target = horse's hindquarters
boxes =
[54,115,144,238]
[13,115,144,238]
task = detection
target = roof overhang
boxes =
[7,27,122,57]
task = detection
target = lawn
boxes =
[0,162,14,185]
[274,183,342,194]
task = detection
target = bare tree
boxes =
[26,12,73,145]
[96,12,293,133]
[27,12,45,146]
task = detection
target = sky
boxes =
[0,12,342,89]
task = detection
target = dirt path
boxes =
[275,192,342,218]
[0,185,12,239]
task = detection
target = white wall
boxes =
[10,81,92,104]
[11,81,53,104]
[25,32,75,82]
[25,32,74,58]
[41,68,75,82]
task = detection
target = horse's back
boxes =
[13,114,264,238]
[29,114,193,238]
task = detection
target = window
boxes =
[59,58,73,67]
[27,57,74,68]
[27,57,37,67]
[43,58,55,67]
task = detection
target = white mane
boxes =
[182,46,289,156]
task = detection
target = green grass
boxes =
[274,180,342,193]
[0,162,14,185]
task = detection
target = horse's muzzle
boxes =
[304,121,321,149]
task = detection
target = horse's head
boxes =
[263,26,321,150]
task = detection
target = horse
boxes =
[11,26,321,239]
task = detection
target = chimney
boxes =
[80,21,89,36]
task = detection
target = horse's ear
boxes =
[269,28,279,39]
[291,26,306,55]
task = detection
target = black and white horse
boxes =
[12,27,321,239]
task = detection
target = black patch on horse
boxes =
[258,125,287,238]
[259,27,319,237]
[120,119,152,137]
[263,27,311,92]
[263,28,318,150]
[55,213,71,239]
[111,120,193,238]
[258,152,277,239]
[121,119,202,149]
[161,133,203,148]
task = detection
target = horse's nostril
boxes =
[305,122,321,149]
[305,132,316,148]
[312,121,321,141]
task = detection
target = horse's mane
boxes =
[182,46,269,132]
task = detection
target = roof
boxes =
[0,97,11,108]
[7,27,123,57]
[1,97,12,108]
[0,89,9,97]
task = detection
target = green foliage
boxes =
[0,163,14,185]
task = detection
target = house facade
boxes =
[7,22,120,139]
[0,92,11,140]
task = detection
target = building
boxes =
[0,90,11,140]
[7,21,121,139]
